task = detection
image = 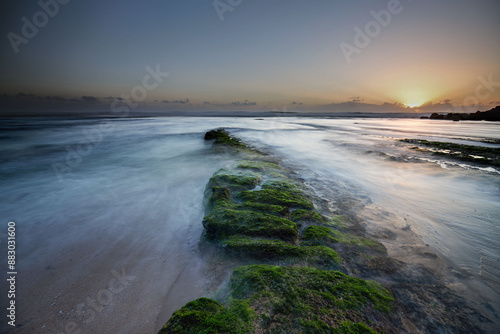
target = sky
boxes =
[1,0,499,114]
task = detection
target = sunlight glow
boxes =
[400,89,430,109]
[405,102,423,108]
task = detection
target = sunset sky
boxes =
[1,0,499,113]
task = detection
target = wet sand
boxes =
[2,222,207,334]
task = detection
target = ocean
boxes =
[1,116,499,333]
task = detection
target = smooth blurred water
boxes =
[235,117,500,317]
[0,116,499,332]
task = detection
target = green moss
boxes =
[202,208,298,242]
[325,215,350,229]
[303,226,338,242]
[237,160,282,171]
[237,188,314,210]
[207,171,261,193]
[204,129,249,149]
[261,180,301,192]
[302,226,386,254]
[206,186,234,212]
[290,209,326,223]
[229,265,394,332]
[158,297,255,334]
[223,237,340,266]
[333,321,380,334]
[161,266,392,333]
[236,201,288,217]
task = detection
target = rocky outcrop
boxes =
[427,106,500,121]
[158,129,491,333]
[400,139,500,167]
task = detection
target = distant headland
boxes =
[421,106,500,121]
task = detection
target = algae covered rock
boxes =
[235,201,288,217]
[206,170,261,193]
[160,265,395,333]
[223,236,340,268]
[230,265,394,333]
[237,188,314,210]
[159,129,491,333]
[204,128,249,149]
[290,209,326,223]
[237,160,282,171]
[302,225,387,254]
[202,208,298,242]
[158,297,255,334]
[206,186,232,212]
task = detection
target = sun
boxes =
[400,90,429,108]
[404,102,423,108]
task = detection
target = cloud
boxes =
[0,93,109,116]
[82,96,99,103]
[417,101,454,112]
[232,100,257,106]
[162,98,190,104]
[315,100,410,113]
[39,95,67,101]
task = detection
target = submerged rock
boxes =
[161,265,395,333]
[158,129,491,334]
[202,208,299,242]
[237,188,314,210]
[158,297,255,334]
[301,225,387,255]
[400,139,500,167]
[223,237,340,268]
[204,128,252,151]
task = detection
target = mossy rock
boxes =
[399,139,500,167]
[261,179,302,192]
[206,186,234,212]
[229,265,394,333]
[161,266,394,333]
[207,170,261,193]
[223,236,340,267]
[202,208,298,242]
[325,215,350,229]
[302,226,387,254]
[237,160,282,171]
[204,128,249,149]
[290,209,326,223]
[236,201,289,217]
[158,297,255,334]
[237,188,314,210]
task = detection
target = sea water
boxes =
[0,116,499,333]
